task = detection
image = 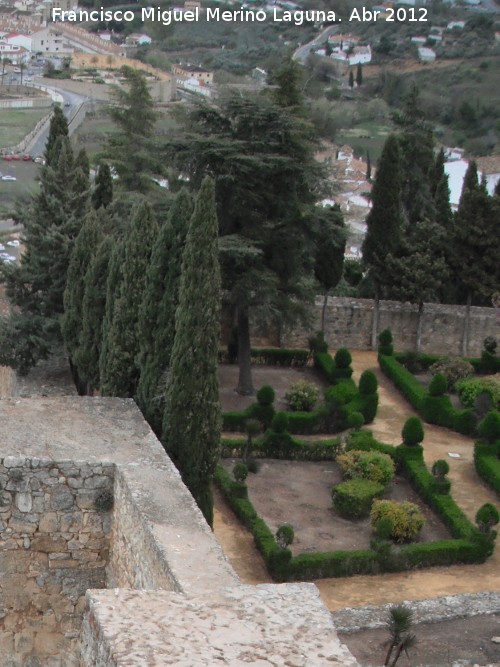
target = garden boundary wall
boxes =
[273,297,498,357]
[0,396,359,667]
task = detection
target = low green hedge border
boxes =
[474,440,500,494]
[220,435,342,461]
[222,349,377,436]
[219,347,309,367]
[378,353,477,436]
[215,430,495,582]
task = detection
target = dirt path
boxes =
[213,350,500,611]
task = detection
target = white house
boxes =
[411,36,427,45]
[3,32,32,51]
[31,27,72,54]
[125,33,152,46]
[447,21,465,30]
[348,45,372,65]
[0,42,29,64]
[418,47,436,62]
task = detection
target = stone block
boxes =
[60,511,83,533]
[75,491,96,510]
[8,518,37,534]
[3,457,26,468]
[39,512,59,533]
[0,491,12,512]
[50,486,75,511]
[15,492,33,513]
[31,535,67,553]
[83,476,110,490]
[14,631,34,654]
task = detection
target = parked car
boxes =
[11,155,20,161]
[23,154,31,161]
[2,175,17,181]
[3,155,12,161]
[0,253,15,262]
[0,244,5,251]
[7,240,20,247]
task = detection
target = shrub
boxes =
[285,380,320,412]
[478,410,500,444]
[483,336,497,355]
[347,411,364,431]
[337,449,395,486]
[256,385,275,406]
[379,329,393,346]
[456,375,500,409]
[325,379,357,406]
[430,357,474,389]
[308,331,328,355]
[335,348,352,369]
[475,503,499,533]
[402,351,423,374]
[233,462,248,483]
[402,417,424,446]
[378,329,394,356]
[276,524,295,548]
[378,355,425,411]
[432,459,450,479]
[333,479,384,519]
[429,373,447,397]
[271,412,289,434]
[248,403,275,429]
[371,500,425,543]
[359,370,378,395]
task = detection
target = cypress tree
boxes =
[450,163,499,354]
[0,135,90,373]
[74,147,90,178]
[162,178,221,526]
[100,201,158,397]
[356,63,363,87]
[92,163,113,209]
[362,134,403,346]
[314,205,346,333]
[44,105,69,165]
[76,236,113,394]
[61,209,103,391]
[136,190,192,434]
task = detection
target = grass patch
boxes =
[0,109,49,148]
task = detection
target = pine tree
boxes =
[348,70,354,88]
[164,91,322,395]
[100,201,158,397]
[61,209,103,390]
[76,236,113,394]
[105,66,157,192]
[162,178,221,526]
[362,134,403,346]
[92,163,113,209]
[136,190,192,434]
[356,63,363,87]
[74,147,90,178]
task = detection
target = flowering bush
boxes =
[371,500,425,543]
[429,357,474,389]
[284,380,320,412]
[337,449,395,486]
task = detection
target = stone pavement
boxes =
[213,350,500,612]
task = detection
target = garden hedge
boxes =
[215,429,496,582]
[378,353,477,436]
[219,347,309,367]
[223,348,378,435]
[474,440,500,494]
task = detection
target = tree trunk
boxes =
[389,642,404,667]
[321,292,328,334]
[236,305,255,395]
[371,290,380,350]
[462,291,471,356]
[416,301,424,352]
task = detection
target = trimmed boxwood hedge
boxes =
[220,435,342,461]
[215,429,496,582]
[219,347,309,367]
[223,349,378,435]
[379,353,477,436]
[474,440,500,494]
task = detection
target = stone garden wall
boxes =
[276,297,498,357]
[0,457,113,667]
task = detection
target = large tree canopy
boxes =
[164,91,326,393]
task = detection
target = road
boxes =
[26,81,88,157]
[293,24,339,63]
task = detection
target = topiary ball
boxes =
[402,416,424,447]
[475,503,500,532]
[256,385,275,407]
[378,329,393,346]
[334,348,352,369]
[478,410,500,444]
[359,370,378,395]
[431,459,450,479]
[429,373,447,397]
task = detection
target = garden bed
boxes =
[221,459,450,555]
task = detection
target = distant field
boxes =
[336,122,392,161]
[0,161,39,217]
[0,108,49,149]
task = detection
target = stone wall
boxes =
[0,397,359,666]
[276,297,498,357]
[0,457,113,667]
